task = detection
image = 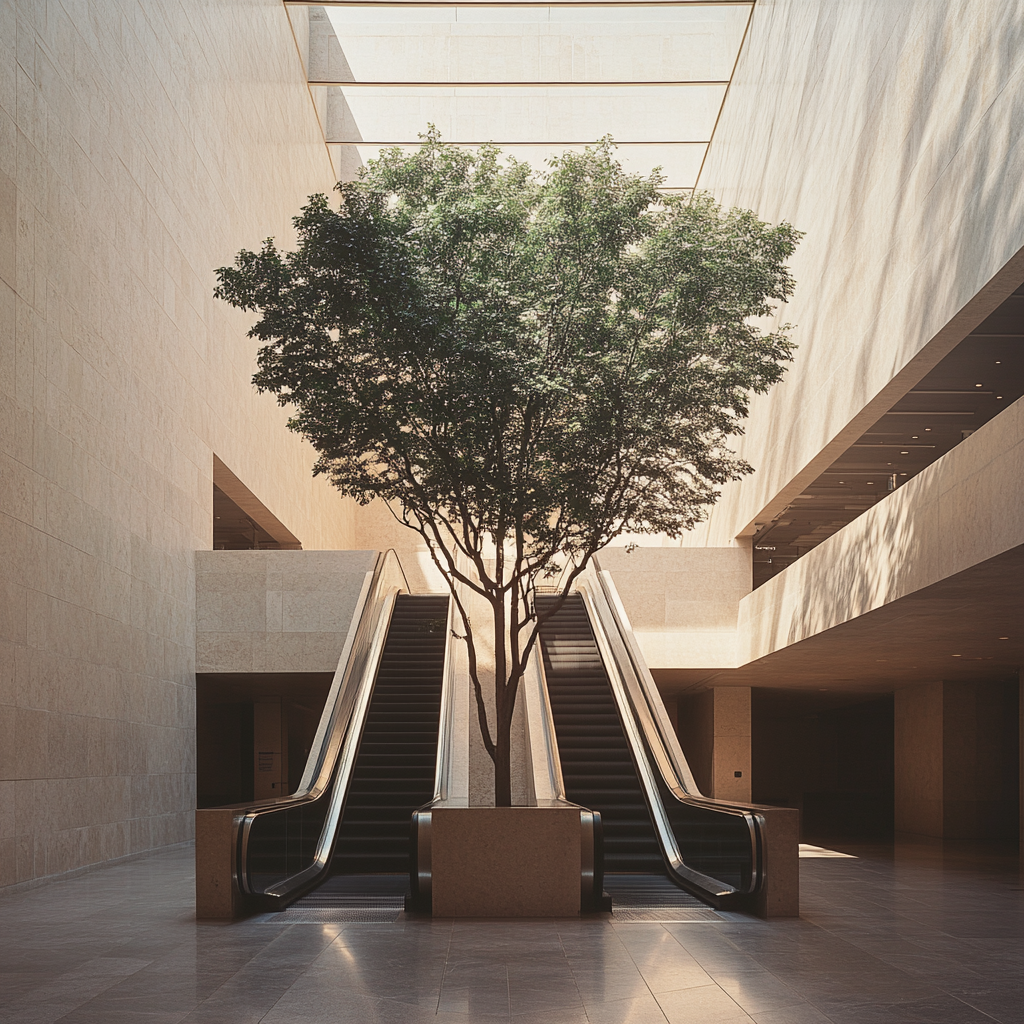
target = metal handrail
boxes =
[522,646,568,804]
[577,570,762,898]
[431,591,459,803]
[235,548,409,900]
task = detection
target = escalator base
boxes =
[604,873,720,921]
[258,874,409,923]
[612,908,721,922]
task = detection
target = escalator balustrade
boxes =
[244,593,447,903]
[538,592,758,908]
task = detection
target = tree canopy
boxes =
[215,131,800,805]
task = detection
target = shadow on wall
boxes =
[704,3,1024,527]
[306,7,367,182]
[743,471,924,657]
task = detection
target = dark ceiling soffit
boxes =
[213,455,302,551]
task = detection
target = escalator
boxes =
[328,594,447,874]
[537,590,762,910]
[236,554,449,909]
[539,596,662,873]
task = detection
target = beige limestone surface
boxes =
[0,0,357,888]
[689,0,1024,545]
[596,547,749,670]
[739,391,1024,664]
[195,550,376,675]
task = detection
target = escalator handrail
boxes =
[235,548,409,898]
[431,591,459,803]
[577,574,762,898]
[524,645,568,803]
[594,570,769,824]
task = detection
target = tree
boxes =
[215,132,800,806]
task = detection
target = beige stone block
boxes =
[0,836,17,886]
[0,778,14,839]
[713,687,751,738]
[431,807,581,917]
[14,705,47,780]
[0,167,13,290]
[196,632,257,674]
[262,631,346,674]
[265,589,283,631]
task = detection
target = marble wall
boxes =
[691,0,1024,545]
[0,0,355,888]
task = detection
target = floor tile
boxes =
[0,840,1020,1024]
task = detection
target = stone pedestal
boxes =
[195,807,244,920]
[430,806,583,917]
[752,805,800,918]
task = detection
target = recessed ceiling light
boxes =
[975,383,983,387]
[952,654,962,657]
[912,435,919,438]
[925,428,932,431]
[999,636,1009,640]
[996,360,1001,364]
[900,451,908,454]
[867,481,874,485]
[997,395,1004,399]
[900,472,907,476]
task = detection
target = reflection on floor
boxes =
[0,839,1020,1023]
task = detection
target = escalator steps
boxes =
[538,595,664,874]
[330,594,448,875]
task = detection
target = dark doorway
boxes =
[752,688,895,842]
[196,673,332,808]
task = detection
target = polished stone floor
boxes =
[0,840,1021,1023]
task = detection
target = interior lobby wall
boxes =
[689,0,1024,545]
[0,0,353,888]
[894,680,1019,839]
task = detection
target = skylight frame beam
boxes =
[311,79,731,86]
[328,138,711,144]
[290,1,751,8]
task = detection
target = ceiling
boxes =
[213,484,287,550]
[290,0,754,190]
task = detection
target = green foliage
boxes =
[215,130,800,803]
[217,132,797,561]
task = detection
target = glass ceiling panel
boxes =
[329,141,707,188]
[322,5,749,83]
[326,84,724,143]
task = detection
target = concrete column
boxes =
[677,687,751,801]
[711,688,752,802]
[895,680,1018,839]
[894,683,944,836]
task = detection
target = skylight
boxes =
[290,1,753,190]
